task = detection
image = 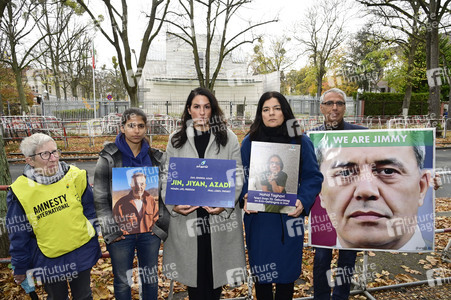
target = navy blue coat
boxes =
[240,134,323,283]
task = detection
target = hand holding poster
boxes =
[112,167,159,235]
[247,141,300,214]
[165,157,236,208]
[308,129,435,252]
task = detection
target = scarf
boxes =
[254,124,292,144]
[115,134,153,167]
[23,161,68,185]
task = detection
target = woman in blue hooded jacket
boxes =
[240,92,323,299]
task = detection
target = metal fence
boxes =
[1,114,448,143]
[144,97,361,120]
[287,96,359,116]
[39,98,253,120]
[39,99,130,119]
[0,115,64,139]
[0,114,181,147]
[35,96,365,121]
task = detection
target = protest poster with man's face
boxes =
[309,129,435,252]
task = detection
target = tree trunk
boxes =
[14,69,29,114]
[0,135,12,258]
[427,0,441,118]
[128,88,138,107]
[316,73,323,98]
[54,73,62,100]
[403,85,413,114]
[402,41,417,113]
[0,94,4,116]
[71,80,79,99]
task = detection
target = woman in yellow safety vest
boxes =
[6,133,101,299]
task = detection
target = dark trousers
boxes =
[44,268,92,300]
[313,248,357,300]
[254,282,294,300]
[187,208,222,300]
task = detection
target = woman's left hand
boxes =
[203,206,225,215]
[287,199,304,218]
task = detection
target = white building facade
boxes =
[140,33,279,118]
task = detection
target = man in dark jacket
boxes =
[310,88,365,300]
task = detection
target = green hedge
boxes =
[360,92,429,116]
[54,108,94,120]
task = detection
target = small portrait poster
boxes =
[308,129,435,252]
[112,167,159,235]
[165,157,236,208]
[247,141,301,214]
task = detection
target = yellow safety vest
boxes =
[11,166,95,258]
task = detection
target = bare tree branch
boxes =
[75,0,170,107]
[166,0,277,91]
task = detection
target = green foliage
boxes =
[54,108,94,120]
[249,36,294,76]
[285,66,317,95]
[384,34,429,93]
[438,35,451,100]
[360,92,429,116]
[384,32,451,98]
[343,23,394,92]
[249,38,277,75]
[62,0,85,15]
[0,64,34,115]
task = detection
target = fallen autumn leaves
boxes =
[0,197,449,299]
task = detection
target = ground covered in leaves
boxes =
[1,133,450,299]
[0,197,449,299]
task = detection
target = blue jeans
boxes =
[313,248,357,300]
[106,233,161,300]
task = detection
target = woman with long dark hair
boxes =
[240,91,323,299]
[161,87,246,299]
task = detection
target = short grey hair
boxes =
[320,88,347,103]
[20,133,56,158]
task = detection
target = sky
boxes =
[92,0,367,71]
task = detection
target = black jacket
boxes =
[93,142,169,244]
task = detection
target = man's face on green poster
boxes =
[319,146,430,249]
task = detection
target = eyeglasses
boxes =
[30,149,61,160]
[321,101,346,107]
[126,123,146,129]
[270,161,282,166]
